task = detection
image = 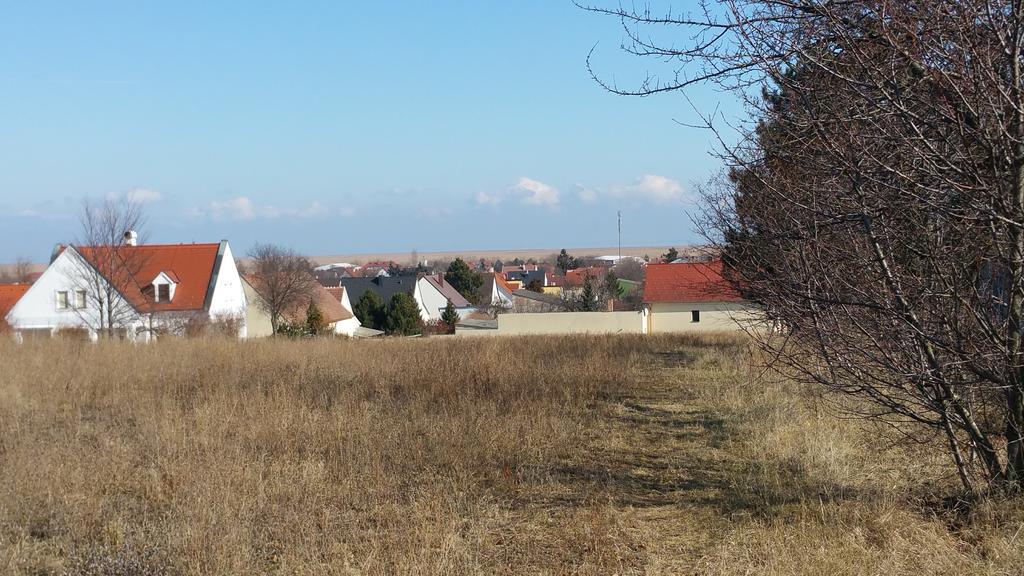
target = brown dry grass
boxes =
[0,334,1020,575]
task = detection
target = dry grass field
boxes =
[0,334,1021,575]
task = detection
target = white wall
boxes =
[333,288,361,337]
[241,279,274,338]
[415,277,449,322]
[488,280,513,308]
[333,316,360,337]
[206,241,248,337]
[455,310,647,336]
[6,248,142,340]
[647,302,758,333]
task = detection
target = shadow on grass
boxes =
[516,347,856,517]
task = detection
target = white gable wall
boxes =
[333,287,361,337]
[206,241,248,338]
[334,317,360,337]
[488,279,513,309]
[415,277,452,322]
[5,248,142,340]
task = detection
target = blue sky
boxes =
[0,1,741,262]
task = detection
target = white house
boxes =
[642,261,759,333]
[480,272,514,309]
[5,238,247,341]
[243,275,363,338]
[414,274,474,322]
[328,286,362,336]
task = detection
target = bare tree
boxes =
[612,257,645,282]
[580,0,1024,492]
[0,258,34,283]
[67,197,148,339]
[247,244,319,334]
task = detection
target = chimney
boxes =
[123,230,138,246]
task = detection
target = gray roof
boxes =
[511,289,564,307]
[353,326,385,338]
[457,318,498,330]
[339,276,417,303]
[505,269,546,285]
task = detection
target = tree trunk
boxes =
[1008,389,1024,489]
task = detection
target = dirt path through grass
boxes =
[514,342,752,573]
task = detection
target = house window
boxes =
[156,284,170,302]
[74,289,87,309]
[56,291,69,310]
[691,310,700,323]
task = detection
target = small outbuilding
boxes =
[642,261,758,333]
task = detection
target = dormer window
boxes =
[151,271,178,303]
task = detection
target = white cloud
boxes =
[574,183,597,203]
[473,178,560,209]
[474,191,502,206]
[126,188,162,204]
[610,174,685,203]
[513,177,559,206]
[209,196,257,220]
[205,196,328,221]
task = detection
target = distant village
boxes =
[0,228,757,342]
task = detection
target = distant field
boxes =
[307,245,703,266]
[1,245,703,273]
[1,334,1020,575]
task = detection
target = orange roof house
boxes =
[642,261,742,303]
[5,239,248,341]
[0,283,30,332]
[563,266,607,288]
[75,243,223,312]
[642,261,752,334]
[480,272,515,308]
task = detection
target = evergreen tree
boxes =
[385,293,422,336]
[578,278,598,311]
[604,271,623,300]
[662,247,679,262]
[305,302,326,335]
[556,249,580,273]
[440,299,459,333]
[353,290,385,330]
[444,258,483,302]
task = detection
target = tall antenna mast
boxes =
[617,210,622,261]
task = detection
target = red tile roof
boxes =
[325,286,345,302]
[642,261,743,303]
[0,283,30,331]
[564,266,606,288]
[75,243,222,312]
[494,273,516,295]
